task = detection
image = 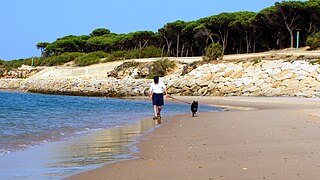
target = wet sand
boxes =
[68,96,320,179]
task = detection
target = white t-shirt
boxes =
[149,81,166,94]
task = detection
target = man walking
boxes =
[149,76,169,119]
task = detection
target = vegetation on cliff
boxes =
[113,58,177,79]
[306,31,320,49]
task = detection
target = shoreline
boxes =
[0,116,162,179]
[1,93,220,179]
[0,110,169,179]
[68,96,320,179]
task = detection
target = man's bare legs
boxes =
[153,105,162,118]
[157,106,162,118]
[153,105,157,117]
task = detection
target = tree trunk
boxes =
[139,41,142,59]
[289,29,294,48]
[277,5,301,49]
[181,43,185,57]
[209,35,214,44]
[186,47,189,57]
[161,45,166,57]
[218,29,228,55]
[239,39,242,54]
[176,34,180,57]
[245,31,251,54]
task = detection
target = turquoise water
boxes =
[0,91,222,179]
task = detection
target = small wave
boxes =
[18,144,28,148]
[0,149,11,156]
[42,139,51,143]
[74,127,103,135]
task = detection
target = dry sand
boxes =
[68,96,320,180]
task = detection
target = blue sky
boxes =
[0,0,281,60]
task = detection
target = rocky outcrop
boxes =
[0,65,43,79]
[20,76,152,97]
[0,79,24,89]
[2,60,320,98]
[166,60,320,97]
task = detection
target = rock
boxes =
[295,75,306,80]
[296,70,310,76]
[199,74,214,86]
[233,80,243,87]
[219,85,237,94]
[242,62,253,69]
[231,70,245,79]
[2,59,320,98]
[242,77,253,86]
[300,77,317,85]
[258,82,272,90]
[254,79,265,87]
[263,88,282,96]
[208,81,217,89]
[139,66,151,77]
[300,63,316,73]
[224,70,234,77]
[198,87,209,95]
[282,79,299,88]
[273,69,294,81]
[184,78,196,87]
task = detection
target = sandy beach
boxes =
[68,96,320,179]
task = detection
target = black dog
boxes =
[191,100,198,117]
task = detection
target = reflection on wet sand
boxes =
[45,117,165,178]
[154,118,161,126]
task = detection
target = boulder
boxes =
[273,69,294,81]
[242,76,253,86]
[262,88,282,96]
[139,66,151,77]
[220,84,237,94]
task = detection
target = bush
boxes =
[1,46,164,69]
[306,32,320,49]
[105,46,163,62]
[126,50,140,59]
[150,58,176,78]
[88,51,109,58]
[106,50,128,62]
[310,59,320,65]
[74,51,109,66]
[140,46,163,58]
[39,52,85,66]
[41,56,69,66]
[114,61,140,71]
[24,57,41,67]
[3,59,28,69]
[204,42,223,61]
[63,52,86,61]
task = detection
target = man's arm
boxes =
[165,88,170,98]
[164,83,170,98]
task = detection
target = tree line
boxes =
[1,0,318,68]
[36,0,319,59]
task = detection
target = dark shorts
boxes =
[152,93,164,106]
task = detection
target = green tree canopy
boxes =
[32,0,320,64]
[90,28,111,37]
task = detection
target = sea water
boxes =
[0,91,222,179]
